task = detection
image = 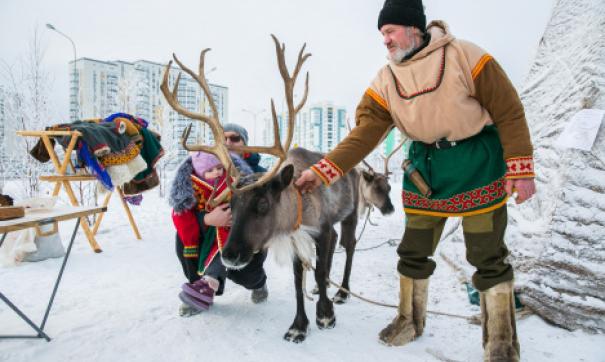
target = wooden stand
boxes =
[17,130,142,252]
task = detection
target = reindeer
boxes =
[314,136,404,305]
[160,35,393,343]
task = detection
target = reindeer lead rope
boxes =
[356,207,372,241]
[293,236,472,322]
[302,260,473,322]
[334,207,379,253]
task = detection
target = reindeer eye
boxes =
[256,198,270,215]
[383,181,391,192]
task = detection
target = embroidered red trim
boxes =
[311,158,343,185]
[403,178,506,213]
[506,157,534,178]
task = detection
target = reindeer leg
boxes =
[334,212,357,304]
[312,227,337,295]
[315,226,336,329]
[284,257,309,343]
[327,227,338,283]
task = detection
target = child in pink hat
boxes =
[172,151,232,314]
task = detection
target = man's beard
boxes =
[388,44,417,63]
[387,27,421,63]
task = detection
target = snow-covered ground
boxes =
[1,182,603,362]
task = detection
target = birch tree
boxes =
[0,26,54,198]
[116,67,140,115]
[152,100,179,198]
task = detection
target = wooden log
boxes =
[0,206,25,221]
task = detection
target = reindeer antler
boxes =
[381,136,406,177]
[160,49,241,207]
[346,116,375,173]
[227,34,311,192]
[160,35,311,199]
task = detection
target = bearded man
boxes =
[295,1,535,361]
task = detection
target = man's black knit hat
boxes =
[377,0,426,31]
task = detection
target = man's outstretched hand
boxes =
[295,169,323,193]
[504,178,536,204]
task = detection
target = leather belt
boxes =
[424,139,458,149]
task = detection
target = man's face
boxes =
[380,24,419,61]
[224,131,245,148]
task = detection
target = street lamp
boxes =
[242,108,266,145]
[46,23,78,121]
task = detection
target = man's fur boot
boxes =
[379,275,428,346]
[481,281,520,362]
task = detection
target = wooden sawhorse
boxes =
[17,130,142,253]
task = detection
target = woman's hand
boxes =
[204,204,232,227]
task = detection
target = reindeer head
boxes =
[359,169,394,215]
[344,118,402,216]
[161,35,310,269]
[222,165,303,268]
[356,132,405,216]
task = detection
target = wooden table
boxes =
[0,205,106,342]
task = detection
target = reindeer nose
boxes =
[222,248,239,263]
[381,200,395,215]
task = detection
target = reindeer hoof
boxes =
[316,315,336,329]
[311,286,319,295]
[333,292,349,304]
[284,327,307,343]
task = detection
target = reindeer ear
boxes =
[272,164,294,192]
[362,170,374,182]
[280,164,295,186]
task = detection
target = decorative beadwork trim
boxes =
[311,158,343,185]
[191,175,231,211]
[403,177,507,214]
[100,142,141,166]
[404,198,508,218]
[183,246,199,258]
[389,46,447,100]
[505,157,534,179]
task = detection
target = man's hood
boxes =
[392,20,455,65]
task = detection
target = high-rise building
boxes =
[262,101,348,154]
[303,101,348,153]
[382,128,407,155]
[69,57,228,162]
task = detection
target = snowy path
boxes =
[1,185,603,362]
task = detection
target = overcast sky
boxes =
[0,0,555,143]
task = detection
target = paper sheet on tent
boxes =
[555,109,604,151]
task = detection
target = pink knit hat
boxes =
[192,152,223,178]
